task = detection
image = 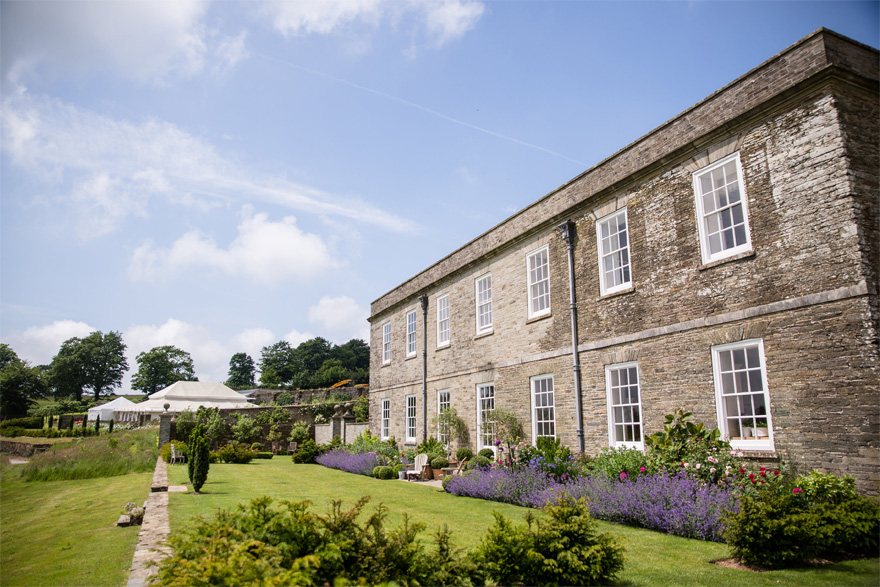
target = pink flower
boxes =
[793,488,803,494]
[695,463,701,470]
[707,456,718,464]
[619,472,628,480]
[683,463,690,469]
[639,466,646,473]
[710,467,716,473]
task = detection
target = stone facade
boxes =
[368,30,879,492]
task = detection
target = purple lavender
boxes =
[316,450,382,477]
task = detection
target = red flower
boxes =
[748,473,755,479]
[760,467,766,472]
[774,470,780,476]
[739,468,746,474]
[759,471,766,477]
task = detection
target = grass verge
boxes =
[0,461,152,587]
[167,459,879,586]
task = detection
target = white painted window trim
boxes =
[381,398,390,440]
[382,322,391,365]
[693,152,753,265]
[530,374,556,444]
[406,310,417,357]
[405,394,417,442]
[596,208,632,296]
[437,389,451,443]
[605,361,644,450]
[712,339,774,451]
[437,294,450,348]
[475,273,493,335]
[526,245,551,319]
[476,382,495,451]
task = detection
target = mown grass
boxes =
[0,461,152,587]
[167,459,879,586]
[19,428,158,482]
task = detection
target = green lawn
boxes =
[0,462,152,587]
[168,459,880,586]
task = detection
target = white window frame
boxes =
[527,245,551,319]
[605,362,644,450]
[437,389,451,443]
[712,339,774,451]
[380,398,390,440]
[437,294,450,348]
[382,322,391,365]
[475,273,493,335]
[596,208,632,295]
[476,383,495,451]
[693,152,752,264]
[406,310,417,357]
[405,394,417,442]
[530,375,556,443]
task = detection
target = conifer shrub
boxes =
[474,496,624,586]
[191,436,210,493]
[291,439,320,464]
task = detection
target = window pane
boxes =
[732,349,746,370]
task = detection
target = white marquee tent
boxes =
[115,381,252,421]
[87,396,137,422]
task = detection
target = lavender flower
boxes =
[316,450,382,477]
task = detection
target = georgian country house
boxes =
[368,29,879,492]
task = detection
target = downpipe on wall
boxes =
[558,220,585,454]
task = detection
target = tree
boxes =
[225,352,256,389]
[259,341,296,386]
[79,331,128,400]
[131,345,198,395]
[331,339,370,384]
[46,332,127,401]
[0,345,48,420]
[310,358,350,388]
[294,337,332,375]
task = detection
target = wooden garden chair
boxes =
[406,453,430,481]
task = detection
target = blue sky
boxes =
[1,0,878,392]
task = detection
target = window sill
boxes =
[526,312,552,325]
[597,285,635,301]
[698,249,755,271]
[405,354,417,361]
[436,343,450,352]
[474,330,494,340]
[381,362,391,368]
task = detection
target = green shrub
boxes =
[417,437,445,456]
[590,446,653,480]
[152,496,483,587]
[431,456,449,470]
[0,416,43,431]
[250,442,263,451]
[477,448,494,460]
[191,435,210,492]
[175,409,196,441]
[217,442,257,464]
[255,452,274,460]
[372,466,382,478]
[456,447,474,462]
[392,464,402,476]
[275,391,295,406]
[292,439,320,464]
[231,415,260,444]
[795,470,858,505]
[468,455,492,469]
[474,497,625,586]
[159,440,189,463]
[353,395,369,422]
[288,421,310,444]
[377,466,395,480]
[269,407,290,423]
[724,487,880,567]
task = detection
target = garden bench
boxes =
[287,442,298,455]
[170,445,186,464]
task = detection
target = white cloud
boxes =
[1,0,211,85]
[214,30,250,75]
[129,206,339,285]
[262,0,484,51]
[283,328,316,348]
[308,296,369,343]
[3,320,97,366]
[0,91,416,235]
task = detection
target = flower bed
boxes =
[316,449,381,477]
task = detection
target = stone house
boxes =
[368,29,879,492]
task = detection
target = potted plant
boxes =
[740,420,755,439]
[755,419,769,438]
[430,456,449,480]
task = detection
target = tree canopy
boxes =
[131,345,198,395]
[46,331,128,401]
[258,337,369,389]
[0,344,48,420]
[226,352,256,389]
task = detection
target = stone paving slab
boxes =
[128,458,172,587]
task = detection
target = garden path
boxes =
[127,457,186,587]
